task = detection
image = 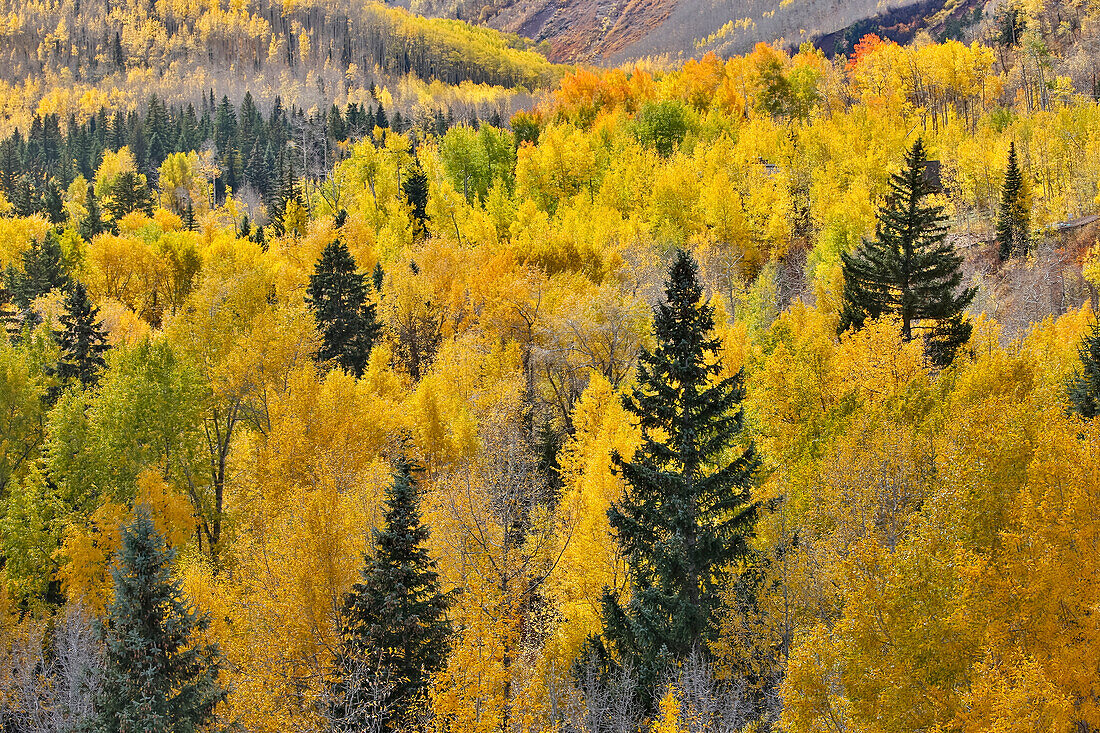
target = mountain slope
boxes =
[393,0,947,63]
[0,0,562,130]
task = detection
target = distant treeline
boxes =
[0,90,506,222]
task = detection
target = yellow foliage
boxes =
[651,688,688,733]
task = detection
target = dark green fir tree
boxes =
[104,170,154,221]
[598,249,759,707]
[401,159,429,240]
[996,141,1030,259]
[372,262,385,293]
[307,239,381,378]
[56,282,109,388]
[332,458,452,731]
[1067,319,1100,419]
[7,231,71,308]
[80,183,108,240]
[44,179,65,224]
[94,506,226,733]
[839,138,976,365]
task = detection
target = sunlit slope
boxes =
[394,0,935,62]
[0,0,562,126]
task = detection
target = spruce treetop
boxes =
[839,138,976,364]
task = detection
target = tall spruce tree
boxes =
[307,239,380,378]
[56,282,109,388]
[1067,319,1100,419]
[104,171,154,221]
[839,138,976,365]
[996,141,1030,259]
[598,249,759,706]
[94,506,226,733]
[7,231,70,308]
[401,159,429,240]
[332,458,452,731]
[80,183,107,240]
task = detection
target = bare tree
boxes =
[1,602,104,733]
[317,651,397,733]
[551,655,643,733]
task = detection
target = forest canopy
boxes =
[2,2,1100,732]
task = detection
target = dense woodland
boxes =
[2,1,1100,732]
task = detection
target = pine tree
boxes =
[7,231,70,308]
[996,141,1030,259]
[80,183,108,240]
[56,282,109,388]
[43,179,65,224]
[839,138,976,365]
[332,458,452,731]
[372,263,385,293]
[104,171,154,221]
[401,159,429,239]
[1068,319,1100,419]
[598,249,759,706]
[307,239,381,378]
[94,506,226,733]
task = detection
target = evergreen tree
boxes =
[56,282,109,388]
[598,249,760,707]
[104,171,154,220]
[401,159,429,239]
[1068,319,1100,419]
[332,458,452,731]
[94,506,226,733]
[839,138,976,365]
[996,141,1030,259]
[43,178,65,224]
[307,239,381,378]
[7,231,70,308]
[81,183,107,240]
[372,262,385,293]
[0,283,19,341]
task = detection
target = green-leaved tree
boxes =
[56,282,109,388]
[307,239,381,378]
[1068,319,1100,419]
[996,141,1030,259]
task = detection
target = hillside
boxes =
[4,2,1100,733]
[392,0,943,62]
[0,0,563,132]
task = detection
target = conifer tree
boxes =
[104,171,154,221]
[839,138,976,365]
[307,239,381,378]
[332,458,452,731]
[80,183,107,240]
[599,249,760,705]
[7,231,70,308]
[372,263,385,293]
[996,141,1030,259]
[1068,319,1100,419]
[401,159,429,239]
[44,179,65,224]
[56,282,109,388]
[94,506,226,733]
